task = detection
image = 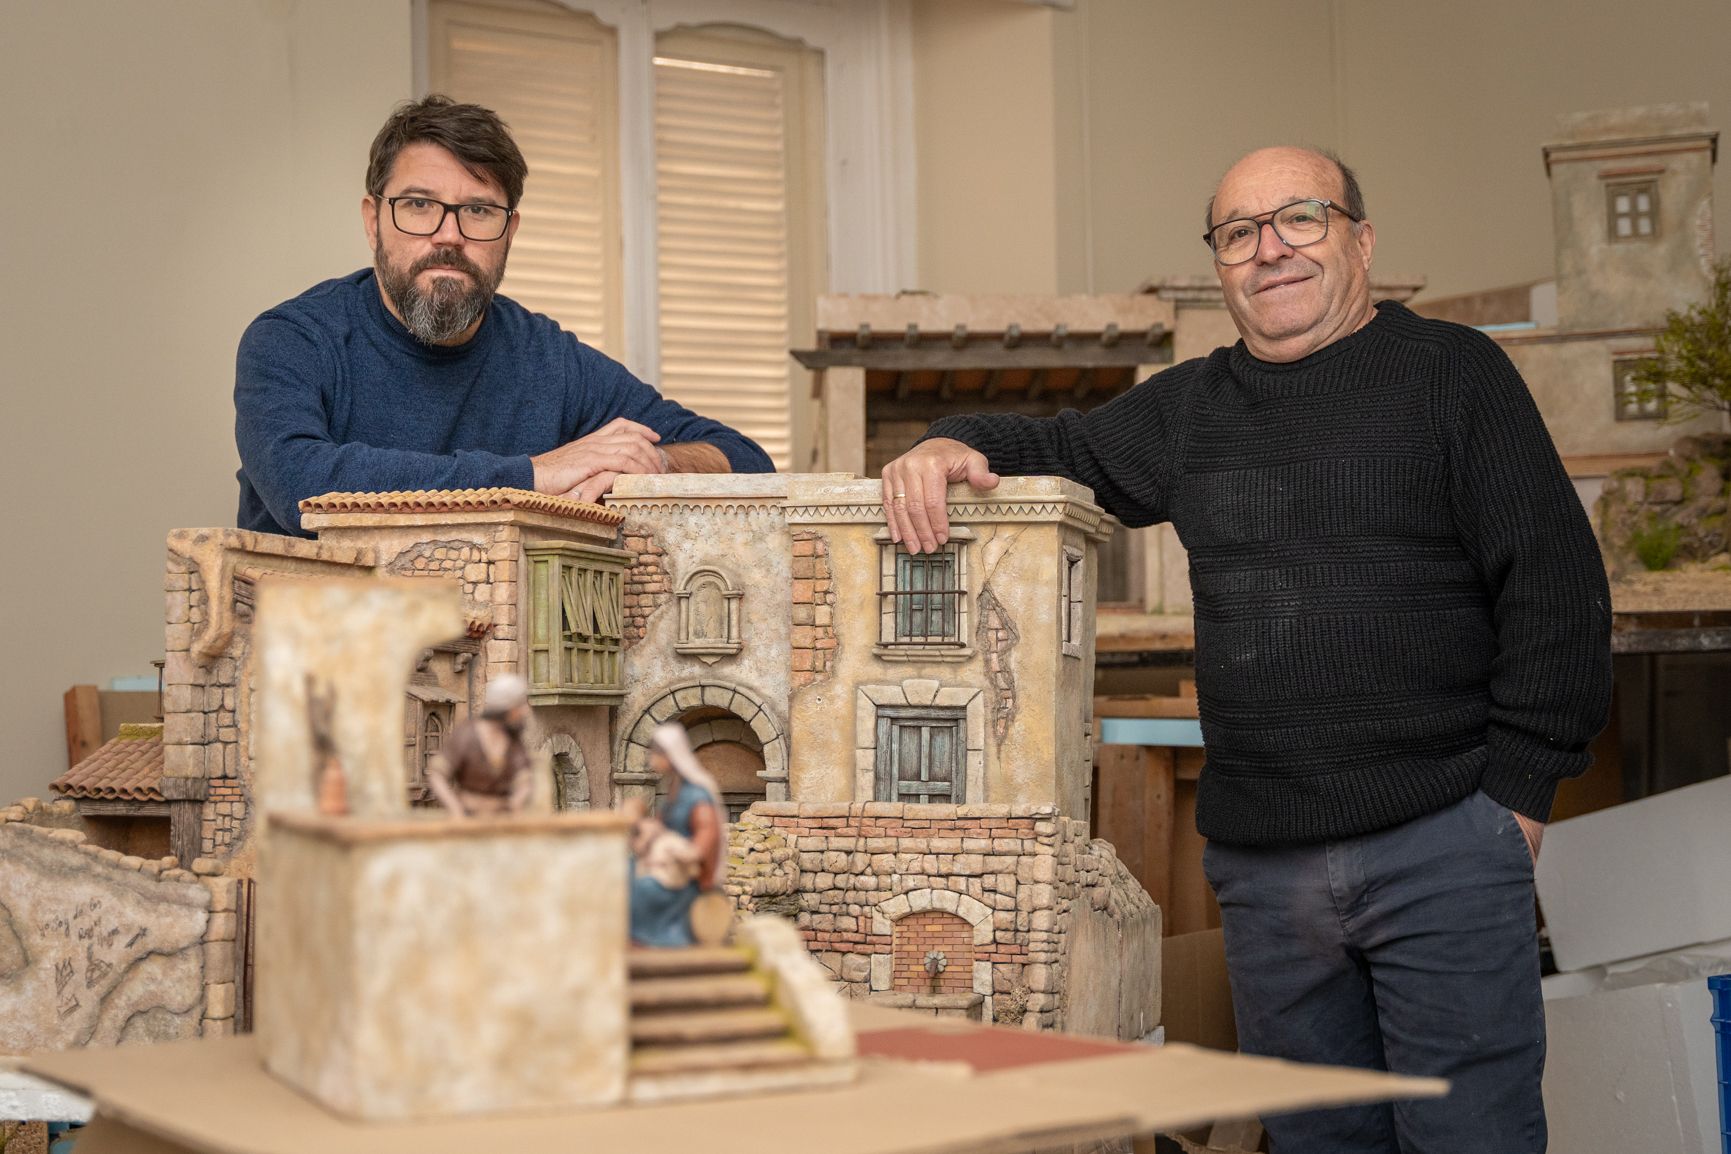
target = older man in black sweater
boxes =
[880,147,1610,1154]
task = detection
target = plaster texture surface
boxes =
[0,822,211,1053]
[255,813,631,1120]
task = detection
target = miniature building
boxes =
[1418,103,1727,513]
[50,723,188,862]
[7,475,1161,1048]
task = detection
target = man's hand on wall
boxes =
[531,418,667,496]
[880,437,999,553]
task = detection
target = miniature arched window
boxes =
[420,711,444,780]
[675,568,743,664]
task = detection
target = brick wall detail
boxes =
[976,584,1019,742]
[790,531,837,688]
[892,910,975,994]
[621,527,672,648]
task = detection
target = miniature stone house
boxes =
[33,475,1159,1043]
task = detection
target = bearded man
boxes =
[234,96,770,537]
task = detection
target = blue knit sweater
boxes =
[234,269,773,536]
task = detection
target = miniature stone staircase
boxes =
[626,945,856,1102]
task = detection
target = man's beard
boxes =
[375,242,505,345]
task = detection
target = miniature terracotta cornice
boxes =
[298,487,625,527]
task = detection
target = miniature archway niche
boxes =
[869,888,995,1015]
[616,680,788,803]
[542,732,590,811]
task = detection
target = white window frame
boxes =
[413,0,916,385]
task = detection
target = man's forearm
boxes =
[661,442,730,474]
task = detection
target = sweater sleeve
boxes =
[918,367,1186,526]
[234,316,534,535]
[1447,334,1613,821]
[572,344,774,474]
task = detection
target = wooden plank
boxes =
[1094,695,1200,720]
[1094,746,1174,915]
[1141,747,1175,915]
[64,684,101,769]
[1092,745,1147,892]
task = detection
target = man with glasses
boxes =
[880,147,1610,1152]
[234,96,770,537]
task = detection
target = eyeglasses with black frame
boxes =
[1203,198,1362,266]
[382,196,515,242]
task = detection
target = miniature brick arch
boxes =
[870,888,996,1009]
[616,680,789,802]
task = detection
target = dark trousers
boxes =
[1203,790,1547,1154]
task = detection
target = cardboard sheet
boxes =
[1160,929,1237,1053]
[27,1005,1444,1154]
[1535,773,1731,972]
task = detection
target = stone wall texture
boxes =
[1598,432,1731,577]
[726,801,1160,1035]
[0,801,237,1052]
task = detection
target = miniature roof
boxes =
[297,488,624,527]
[53,723,165,802]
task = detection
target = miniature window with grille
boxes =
[1607,180,1659,243]
[880,542,966,647]
[525,545,627,703]
[1613,357,1666,421]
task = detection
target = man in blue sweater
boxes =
[235,96,771,537]
[882,147,1611,1153]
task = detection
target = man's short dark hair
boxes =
[1203,148,1366,234]
[366,95,529,210]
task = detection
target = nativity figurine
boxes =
[426,673,534,817]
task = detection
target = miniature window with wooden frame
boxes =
[1607,180,1659,243]
[675,567,743,664]
[1061,545,1086,659]
[873,705,967,804]
[525,544,627,705]
[1613,356,1667,421]
[874,527,974,661]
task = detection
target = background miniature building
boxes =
[1417,103,1727,514]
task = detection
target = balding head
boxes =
[1205,147,1364,239]
[1204,146,1377,363]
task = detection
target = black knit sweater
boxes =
[926,301,1613,846]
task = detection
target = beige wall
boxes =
[0,0,412,806]
[915,0,1731,302]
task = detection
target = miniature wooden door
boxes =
[874,707,966,804]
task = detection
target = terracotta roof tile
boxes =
[298,487,624,527]
[53,724,166,802]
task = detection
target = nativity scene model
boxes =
[0,474,1162,1107]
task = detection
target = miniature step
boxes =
[627,971,772,1011]
[629,1037,812,1077]
[627,946,753,980]
[631,1005,791,1046]
[626,1058,859,1106]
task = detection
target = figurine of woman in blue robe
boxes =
[627,722,727,947]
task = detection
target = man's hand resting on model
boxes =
[532,419,735,505]
[879,437,1000,554]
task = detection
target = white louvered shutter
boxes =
[653,31,824,469]
[428,1,623,357]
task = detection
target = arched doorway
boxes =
[677,706,766,820]
[618,681,788,805]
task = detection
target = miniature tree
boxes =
[1631,257,1731,422]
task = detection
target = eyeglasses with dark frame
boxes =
[381,195,515,242]
[1203,198,1363,266]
